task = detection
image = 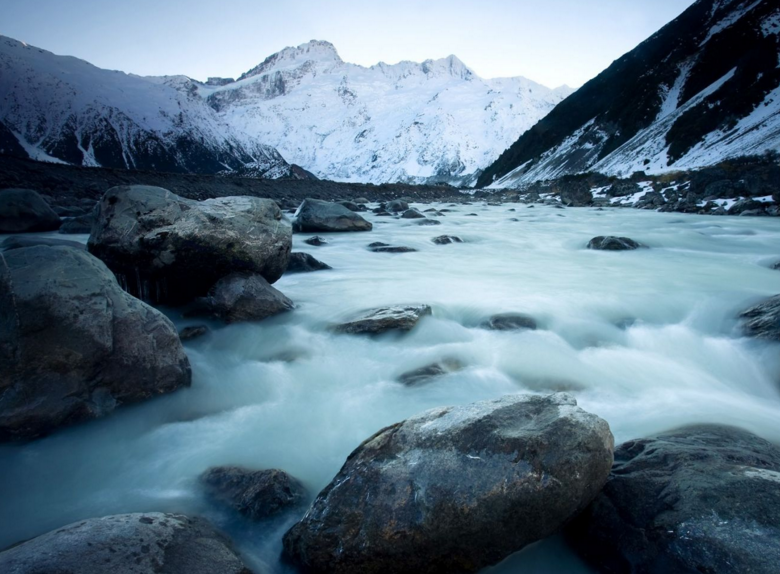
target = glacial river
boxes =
[2,202,779,573]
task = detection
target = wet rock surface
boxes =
[0,246,191,441]
[286,252,332,274]
[191,272,294,324]
[368,242,418,253]
[201,466,307,521]
[179,325,210,341]
[397,358,465,386]
[567,425,780,574]
[432,235,463,245]
[0,513,252,574]
[0,188,61,233]
[293,198,372,233]
[88,185,291,305]
[58,212,95,234]
[587,236,645,251]
[739,294,780,341]
[283,393,614,574]
[332,304,432,335]
[304,236,328,246]
[481,313,538,331]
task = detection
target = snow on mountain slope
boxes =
[197,41,572,185]
[0,36,293,177]
[481,0,780,189]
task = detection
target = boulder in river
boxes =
[432,235,463,245]
[286,252,332,274]
[0,188,61,233]
[304,236,328,246]
[293,198,372,233]
[417,219,442,226]
[398,358,464,386]
[739,294,780,341]
[368,242,418,253]
[587,236,645,251]
[58,212,95,234]
[0,513,251,574]
[567,425,780,574]
[481,313,538,331]
[201,466,307,520]
[386,199,409,212]
[283,393,614,574]
[191,272,294,324]
[332,304,432,335]
[88,185,291,305]
[0,246,191,441]
[401,208,426,219]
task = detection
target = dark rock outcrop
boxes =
[283,393,614,574]
[286,252,332,274]
[587,236,645,251]
[0,188,61,233]
[432,235,463,245]
[568,425,780,574]
[293,198,372,232]
[0,513,252,574]
[739,294,780,341]
[201,466,307,520]
[88,185,291,305]
[398,358,464,386]
[0,246,191,441]
[332,304,432,335]
[481,313,538,331]
[191,272,294,324]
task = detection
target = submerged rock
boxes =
[432,235,463,245]
[88,185,291,305]
[179,325,210,341]
[568,425,780,574]
[0,188,61,233]
[739,294,780,341]
[304,236,328,246]
[0,246,191,441]
[417,219,442,226]
[293,198,372,232]
[1,235,85,251]
[481,313,538,331]
[201,466,307,520]
[587,236,645,251]
[286,252,332,274]
[0,513,251,574]
[283,393,614,574]
[398,358,464,386]
[191,272,294,324]
[368,242,418,253]
[332,304,432,335]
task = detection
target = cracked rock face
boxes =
[88,185,291,305]
[283,393,614,574]
[0,513,252,574]
[567,425,780,574]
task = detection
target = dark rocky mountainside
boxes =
[479,0,780,188]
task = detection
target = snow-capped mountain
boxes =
[196,40,572,185]
[0,36,293,178]
[479,0,780,188]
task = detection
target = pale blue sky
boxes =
[1,0,696,87]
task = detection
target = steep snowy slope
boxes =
[480,0,780,188]
[198,41,572,185]
[0,36,293,177]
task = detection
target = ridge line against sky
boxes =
[2,0,696,88]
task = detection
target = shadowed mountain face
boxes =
[479,0,780,188]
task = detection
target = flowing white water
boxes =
[2,204,780,573]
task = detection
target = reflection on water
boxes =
[1,204,779,573]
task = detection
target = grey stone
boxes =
[587,236,645,251]
[1,235,85,251]
[739,294,780,341]
[398,358,464,386]
[286,252,332,274]
[481,313,538,331]
[401,209,426,219]
[179,325,210,341]
[293,199,372,233]
[191,273,294,324]
[432,235,463,245]
[332,304,432,335]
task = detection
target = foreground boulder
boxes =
[567,425,780,574]
[0,246,191,441]
[332,304,431,335]
[283,393,614,574]
[286,252,332,274]
[293,199,372,232]
[481,313,538,331]
[88,185,291,305]
[201,466,307,520]
[0,513,251,574]
[0,188,61,233]
[739,294,780,341]
[587,236,645,251]
[191,273,294,324]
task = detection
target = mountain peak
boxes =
[421,54,474,80]
[238,40,342,81]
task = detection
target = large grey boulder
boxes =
[739,294,780,341]
[0,246,191,441]
[0,188,61,233]
[567,425,780,574]
[293,199,372,233]
[88,185,291,305]
[0,513,252,574]
[283,393,614,574]
[332,304,431,335]
[190,272,294,324]
[201,466,307,520]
